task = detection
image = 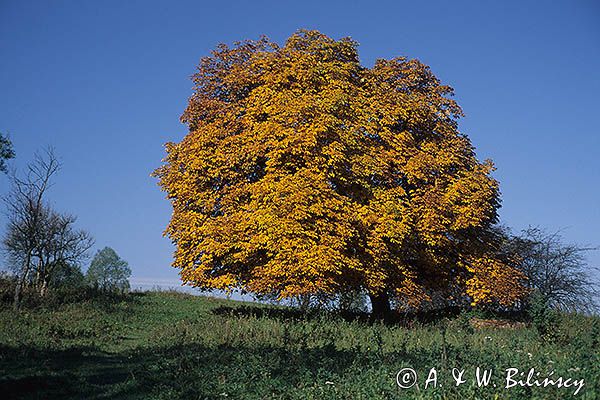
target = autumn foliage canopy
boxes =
[154,30,527,313]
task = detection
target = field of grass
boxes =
[0,291,598,399]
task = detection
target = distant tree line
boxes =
[1,141,131,310]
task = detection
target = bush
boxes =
[528,291,559,340]
[0,276,131,310]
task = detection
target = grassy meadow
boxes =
[0,291,598,399]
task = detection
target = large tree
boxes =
[154,30,527,316]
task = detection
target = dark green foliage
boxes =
[49,262,85,289]
[0,274,16,305]
[0,275,128,309]
[339,289,368,313]
[0,291,598,399]
[0,133,15,173]
[528,291,560,341]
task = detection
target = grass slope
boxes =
[0,291,598,399]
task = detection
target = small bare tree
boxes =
[504,227,599,313]
[2,148,93,309]
[33,210,93,296]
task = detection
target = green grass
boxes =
[0,291,598,399]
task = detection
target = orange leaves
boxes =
[154,30,526,309]
[464,257,529,306]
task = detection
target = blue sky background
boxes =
[1,0,599,289]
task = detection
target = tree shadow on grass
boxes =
[211,304,473,327]
[0,339,433,399]
[212,303,372,324]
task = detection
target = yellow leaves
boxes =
[464,257,529,306]
[395,277,431,309]
[154,30,526,309]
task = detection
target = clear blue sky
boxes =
[1,0,599,286]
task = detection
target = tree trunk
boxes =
[369,291,391,320]
[35,264,42,291]
[299,294,311,311]
[40,279,48,297]
[36,260,45,296]
[14,253,32,311]
[13,279,22,311]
